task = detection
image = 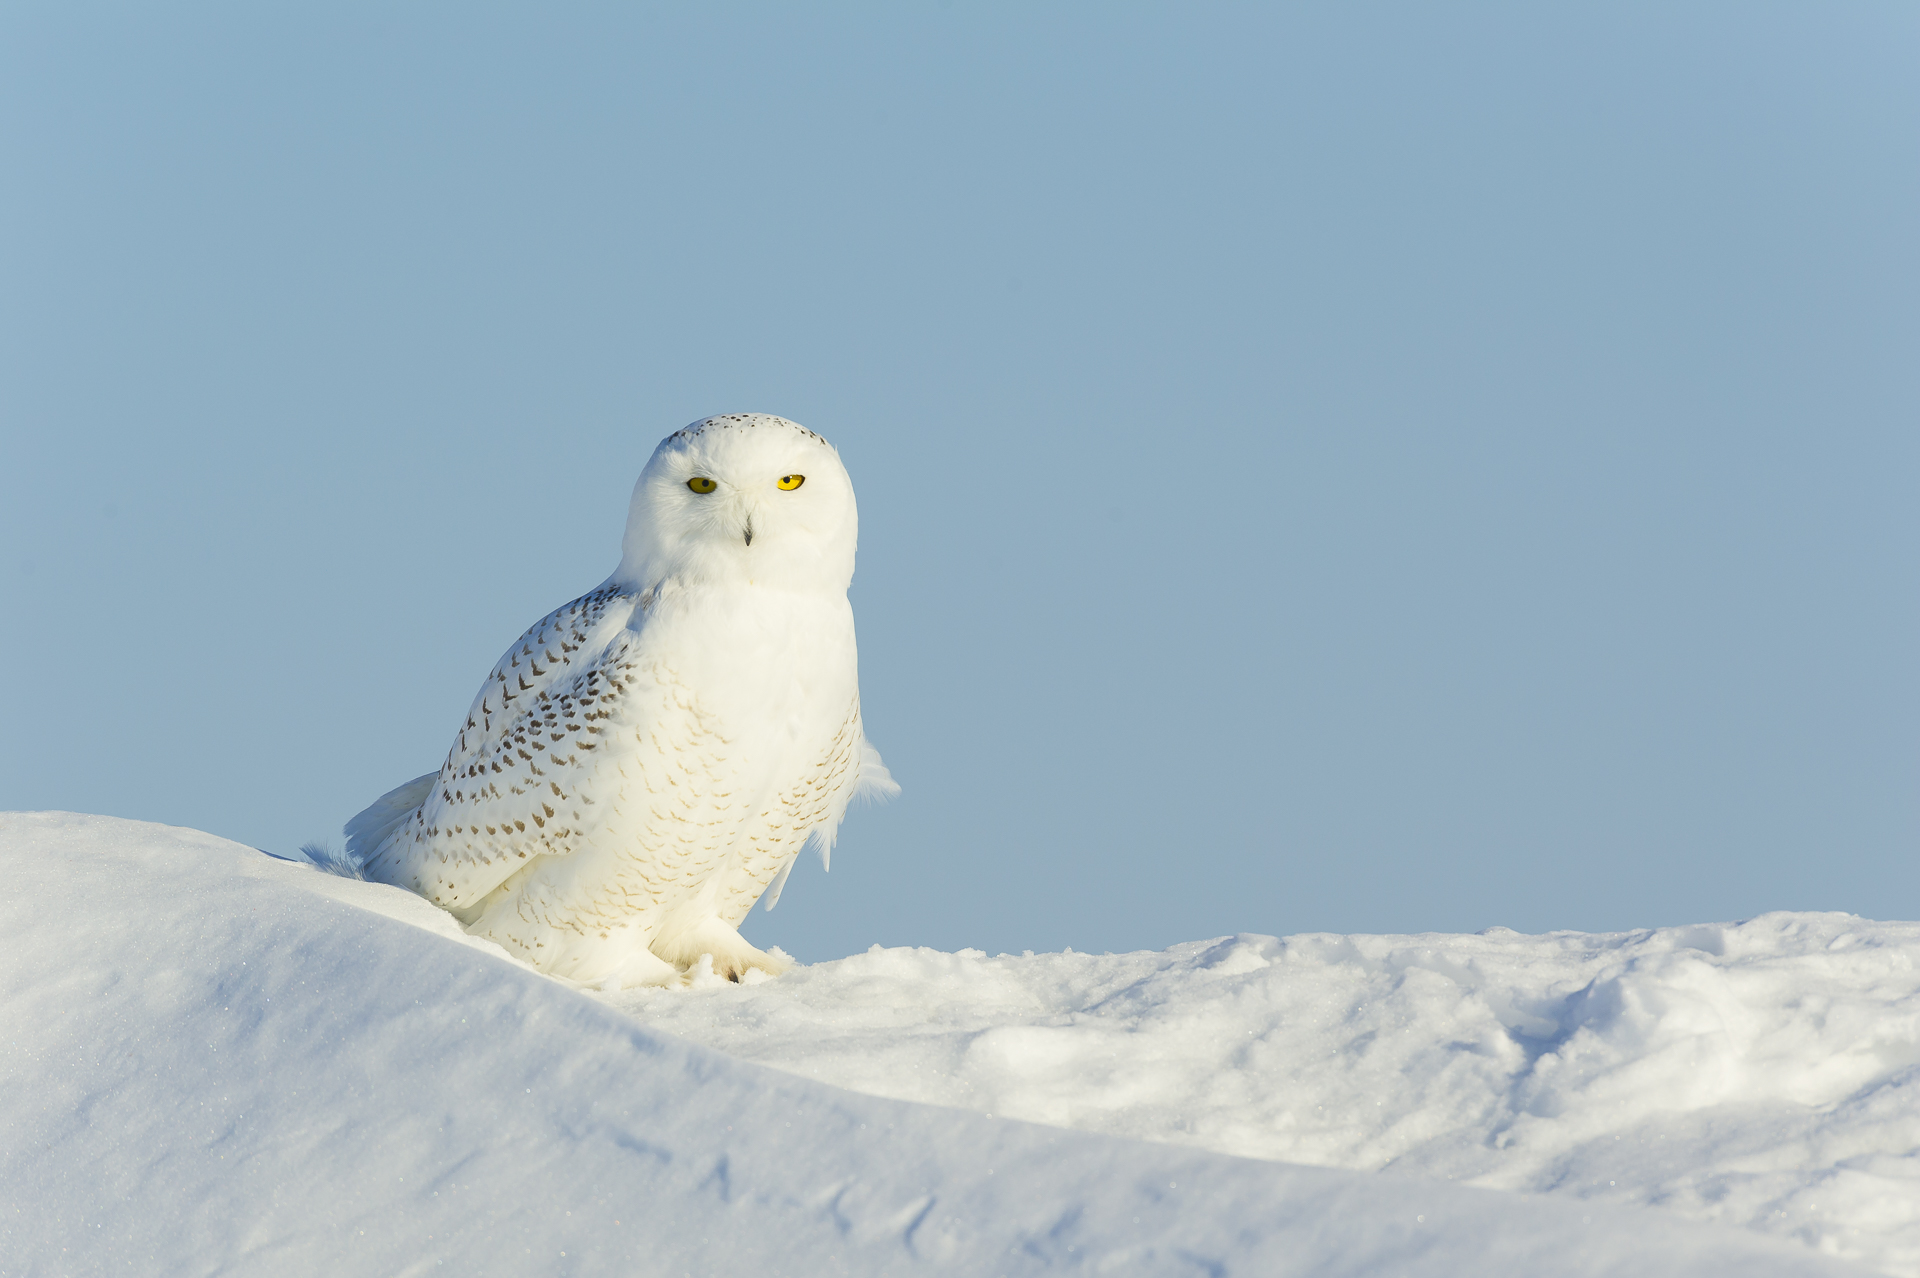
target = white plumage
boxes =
[345,414,895,987]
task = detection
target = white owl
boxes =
[344,414,896,987]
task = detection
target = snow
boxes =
[0,812,1898,1277]
[614,920,1920,1273]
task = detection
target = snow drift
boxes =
[0,812,1898,1276]
[618,917,1920,1272]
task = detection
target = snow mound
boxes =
[614,922,1920,1274]
[0,813,1886,1277]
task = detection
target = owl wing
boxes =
[354,583,644,907]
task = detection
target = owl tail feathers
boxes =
[854,739,901,803]
[761,855,798,912]
[297,841,367,880]
[808,741,899,880]
[767,741,899,910]
[343,770,439,880]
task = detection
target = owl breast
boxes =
[445,581,864,980]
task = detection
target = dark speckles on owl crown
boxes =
[670,414,831,447]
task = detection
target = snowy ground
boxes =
[616,919,1920,1273]
[0,813,1904,1276]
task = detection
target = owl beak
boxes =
[743,517,753,547]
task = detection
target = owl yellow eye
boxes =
[687,477,717,494]
[777,474,805,491]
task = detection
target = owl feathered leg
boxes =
[651,917,791,983]
[598,941,683,989]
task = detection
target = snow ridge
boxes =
[0,812,1895,1277]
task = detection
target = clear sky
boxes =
[3,3,1915,961]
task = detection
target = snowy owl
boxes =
[344,414,896,987]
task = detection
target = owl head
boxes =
[614,414,859,592]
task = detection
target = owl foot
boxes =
[596,943,683,990]
[652,917,793,984]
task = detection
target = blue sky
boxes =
[3,3,1915,959]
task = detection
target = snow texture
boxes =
[615,923,1920,1275]
[0,812,1895,1277]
